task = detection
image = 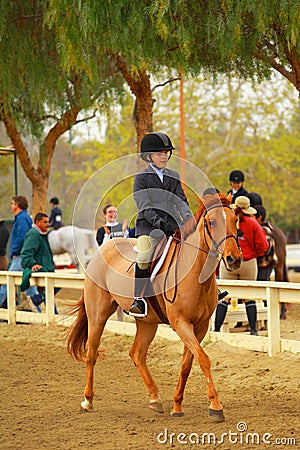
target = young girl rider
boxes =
[128,132,193,317]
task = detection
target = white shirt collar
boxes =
[105,221,119,227]
[150,164,164,182]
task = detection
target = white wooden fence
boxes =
[0,271,299,356]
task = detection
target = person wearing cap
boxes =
[128,132,193,318]
[49,197,63,229]
[228,170,248,203]
[214,196,269,336]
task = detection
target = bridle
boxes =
[172,203,240,258]
[203,204,240,260]
[163,203,240,303]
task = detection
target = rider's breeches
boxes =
[136,229,164,270]
[220,257,257,280]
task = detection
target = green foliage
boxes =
[0,1,125,139]
[45,0,300,95]
[49,74,300,236]
[0,156,15,218]
[152,72,300,233]
[1,0,299,228]
[49,93,137,226]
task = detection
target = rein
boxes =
[162,203,239,304]
[163,239,180,303]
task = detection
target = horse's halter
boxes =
[203,204,240,260]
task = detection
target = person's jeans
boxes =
[0,256,39,307]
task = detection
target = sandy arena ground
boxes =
[0,285,299,450]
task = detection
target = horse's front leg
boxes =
[129,320,164,413]
[171,345,194,417]
[173,319,224,422]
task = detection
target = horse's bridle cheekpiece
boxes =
[203,204,240,260]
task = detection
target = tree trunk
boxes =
[32,175,49,217]
[1,104,80,216]
[112,54,155,149]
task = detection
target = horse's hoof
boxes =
[170,411,185,418]
[80,398,94,413]
[208,407,225,422]
[149,401,164,414]
[80,405,93,413]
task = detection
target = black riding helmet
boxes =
[140,132,174,162]
[229,170,245,183]
[50,197,59,205]
[247,192,263,207]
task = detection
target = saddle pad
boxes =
[150,236,173,282]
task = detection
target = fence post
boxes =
[45,276,55,325]
[266,287,280,356]
[7,273,16,325]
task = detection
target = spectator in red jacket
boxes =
[215,196,268,336]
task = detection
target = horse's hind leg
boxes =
[81,288,117,412]
[81,321,108,412]
[129,320,164,413]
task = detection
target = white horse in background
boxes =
[48,226,97,272]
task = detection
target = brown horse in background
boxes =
[272,224,289,318]
[66,194,242,422]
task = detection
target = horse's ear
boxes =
[227,193,233,204]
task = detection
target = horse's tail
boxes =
[66,295,88,362]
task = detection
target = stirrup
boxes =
[128,297,148,318]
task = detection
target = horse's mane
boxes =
[181,193,230,240]
[202,193,230,211]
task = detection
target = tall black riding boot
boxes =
[129,264,150,318]
[245,301,258,335]
[218,289,229,301]
[214,301,228,331]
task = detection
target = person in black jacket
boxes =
[49,197,63,229]
[0,219,10,271]
[129,132,193,318]
[227,170,248,203]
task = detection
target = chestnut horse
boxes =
[66,194,242,422]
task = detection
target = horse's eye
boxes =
[209,220,216,228]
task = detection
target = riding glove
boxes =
[160,221,174,237]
